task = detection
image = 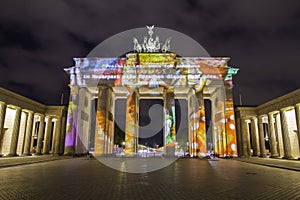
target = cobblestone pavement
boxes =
[0,157,299,200]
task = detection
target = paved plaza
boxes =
[0,156,299,200]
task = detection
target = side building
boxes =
[235,89,300,159]
[0,87,67,156]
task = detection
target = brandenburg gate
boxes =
[63,26,239,157]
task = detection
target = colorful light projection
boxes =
[213,99,238,157]
[94,86,108,155]
[125,88,138,154]
[189,93,206,157]
[224,101,238,156]
[64,52,239,157]
[64,83,78,153]
[165,90,176,146]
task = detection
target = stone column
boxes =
[274,113,284,157]
[125,87,138,154]
[22,111,34,156]
[54,117,62,155]
[8,107,21,156]
[0,102,7,155]
[195,92,206,156]
[224,86,238,157]
[30,116,38,153]
[36,114,45,155]
[42,116,52,154]
[59,115,67,155]
[268,113,279,158]
[250,118,260,156]
[280,109,293,159]
[240,118,250,157]
[94,86,108,155]
[258,116,266,157]
[164,88,176,157]
[295,104,300,152]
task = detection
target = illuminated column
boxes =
[64,67,77,156]
[240,118,250,157]
[250,118,260,156]
[22,111,34,156]
[36,114,45,155]
[267,113,279,158]
[258,116,266,157]
[280,109,293,159]
[224,100,238,157]
[195,92,206,156]
[295,104,300,152]
[42,116,52,154]
[0,102,7,155]
[125,87,138,154]
[59,116,67,155]
[30,116,38,153]
[94,86,108,155]
[8,106,21,156]
[274,113,284,157]
[164,88,176,156]
[54,117,62,155]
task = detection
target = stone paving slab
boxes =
[235,157,300,171]
[0,155,72,168]
[0,157,299,200]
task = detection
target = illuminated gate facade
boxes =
[63,27,239,157]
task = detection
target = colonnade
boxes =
[94,86,181,156]
[0,100,66,157]
[236,103,300,159]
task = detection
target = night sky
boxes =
[0,1,299,106]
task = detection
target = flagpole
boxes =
[239,93,243,106]
[61,93,64,105]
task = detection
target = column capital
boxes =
[258,115,265,121]
[21,109,33,114]
[45,115,53,121]
[7,105,21,111]
[241,117,251,123]
[53,116,62,121]
[98,85,108,89]
[0,101,6,106]
[258,114,267,118]
[280,106,294,112]
[164,86,175,92]
[268,111,279,116]
[34,113,45,118]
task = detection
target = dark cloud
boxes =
[0,0,299,105]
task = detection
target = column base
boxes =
[259,155,267,158]
[7,154,19,157]
[64,152,74,156]
[240,155,250,158]
[283,156,294,160]
[270,155,279,158]
[35,152,42,155]
[22,153,32,156]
